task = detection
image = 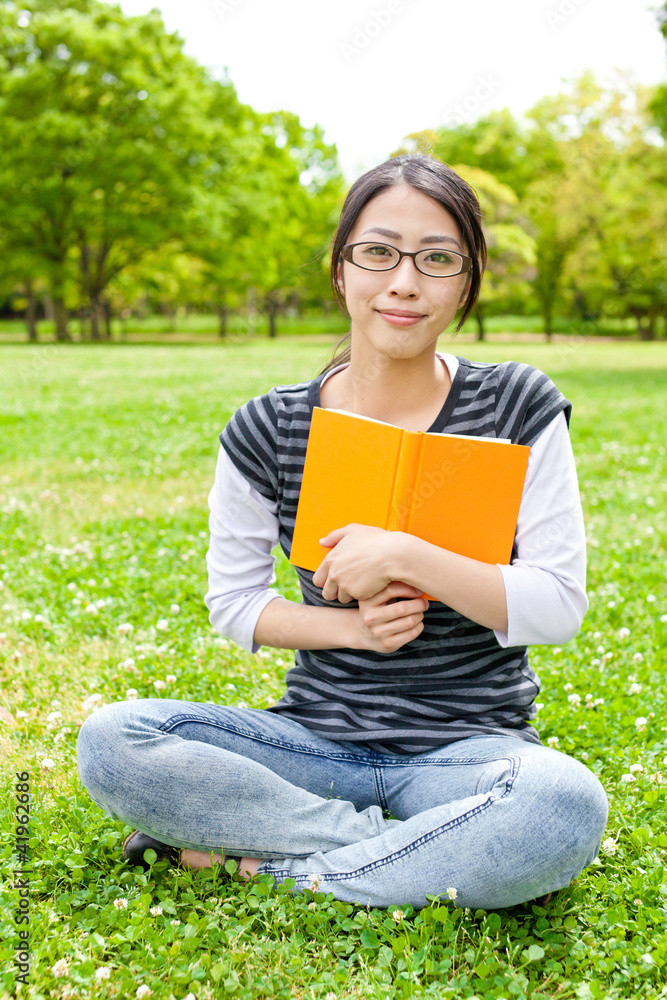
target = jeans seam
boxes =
[267,754,521,885]
[157,714,371,763]
[372,759,389,813]
[157,714,521,769]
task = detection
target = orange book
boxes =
[289,407,530,597]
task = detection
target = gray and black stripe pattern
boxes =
[220,357,572,754]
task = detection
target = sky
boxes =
[119,0,666,182]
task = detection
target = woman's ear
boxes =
[336,261,345,297]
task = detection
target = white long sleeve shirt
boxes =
[205,353,587,654]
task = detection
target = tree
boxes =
[0,0,243,340]
[453,165,535,340]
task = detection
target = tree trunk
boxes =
[217,288,228,338]
[632,308,656,341]
[266,294,278,339]
[103,300,113,341]
[24,281,38,343]
[90,301,101,341]
[475,304,485,342]
[52,296,70,342]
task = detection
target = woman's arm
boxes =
[205,447,427,653]
[314,412,587,644]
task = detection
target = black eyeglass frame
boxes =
[341,241,473,277]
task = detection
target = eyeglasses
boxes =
[342,242,472,277]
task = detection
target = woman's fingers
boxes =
[365,581,425,606]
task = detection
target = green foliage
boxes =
[0,0,344,341]
[1,339,666,998]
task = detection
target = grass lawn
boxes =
[1,337,665,999]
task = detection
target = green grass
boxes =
[1,338,666,999]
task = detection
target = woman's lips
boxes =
[377,310,425,327]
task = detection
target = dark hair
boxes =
[320,153,487,375]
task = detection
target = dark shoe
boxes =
[122,830,182,871]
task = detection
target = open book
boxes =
[289,407,530,587]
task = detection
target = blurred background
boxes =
[0,0,666,345]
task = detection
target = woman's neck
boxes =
[321,349,452,429]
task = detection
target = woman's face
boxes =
[339,183,472,361]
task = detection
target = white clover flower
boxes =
[563,683,573,692]
[16,710,27,719]
[170,603,181,614]
[113,898,128,909]
[620,773,636,784]
[632,652,644,662]
[601,837,618,855]
[84,603,98,615]
[170,919,180,927]
[118,622,134,634]
[183,995,196,1000]
[580,751,589,760]
[325,994,336,1000]
[646,594,656,603]
[547,736,559,748]
[446,887,458,901]
[149,905,163,916]
[618,627,630,639]
[585,694,593,703]
[308,901,317,909]
[95,966,111,980]
[392,908,405,922]
[553,647,561,654]
[649,772,663,784]
[596,645,605,654]
[51,958,69,977]
[153,679,166,691]
[120,657,136,670]
[591,658,601,667]
[629,683,642,695]
[125,688,138,700]
[46,711,63,729]
[136,986,153,998]
[594,698,604,707]
[165,675,176,684]
[630,763,643,773]
[308,874,321,890]
[567,693,581,707]
[635,717,648,730]
[40,758,55,770]
[155,619,169,631]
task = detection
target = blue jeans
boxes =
[76,698,608,910]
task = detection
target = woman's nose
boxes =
[385,255,421,294]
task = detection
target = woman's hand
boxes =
[352,581,429,653]
[312,523,402,603]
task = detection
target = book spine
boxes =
[386,432,423,532]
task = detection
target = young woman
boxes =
[77,154,608,911]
